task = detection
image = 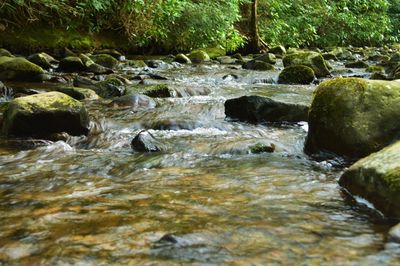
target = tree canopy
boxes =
[0,0,399,52]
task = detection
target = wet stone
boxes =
[131,131,163,152]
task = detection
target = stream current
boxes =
[0,58,399,265]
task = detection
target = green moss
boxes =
[55,87,99,100]
[249,143,275,154]
[0,56,44,81]
[90,54,119,69]
[126,84,172,98]
[385,167,400,192]
[188,50,210,63]
[345,60,369,68]
[283,51,330,77]
[0,48,13,57]
[278,65,315,84]
[366,65,384,73]
[125,60,147,68]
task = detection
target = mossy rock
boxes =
[278,65,315,85]
[330,47,355,60]
[79,53,112,74]
[126,84,172,98]
[283,52,330,77]
[243,60,274,71]
[322,53,337,61]
[305,78,400,158]
[73,76,125,98]
[202,47,226,59]
[27,52,58,69]
[90,54,119,69]
[0,56,45,81]
[2,91,89,137]
[54,87,99,100]
[254,53,276,64]
[93,49,122,59]
[249,143,275,154]
[345,60,369,69]
[188,50,210,63]
[370,72,387,80]
[368,54,390,61]
[58,56,85,72]
[269,45,286,55]
[0,48,13,57]
[125,60,147,68]
[339,141,400,218]
[366,65,384,73]
[174,53,191,64]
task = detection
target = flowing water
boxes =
[0,59,399,265]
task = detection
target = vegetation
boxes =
[0,0,399,52]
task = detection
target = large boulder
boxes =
[278,65,315,84]
[90,54,119,69]
[58,56,85,72]
[242,60,274,71]
[0,56,45,81]
[339,141,400,218]
[2,92,90,137]
[188,50,210,63]
[225,95,309,123]
[283,51,330,77]
[27,52,58,69]
[305,78,400,158]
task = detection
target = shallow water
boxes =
[0,59,399,265]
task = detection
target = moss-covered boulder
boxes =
[79,54,112,74]
[0,56,45,81]
[243,60,274,71]
[225,95,309,123]
[90,54,119,69]
[2,92,89,137]
[283,52,330,77]
[188,50,210,63]
[345,60,369,68]
[339,141,400,218]
[27,52,58,69]
[55,87,99,100]
[254,53,276,64]
[322,53,337,61]
[0,48,13,57]
[203,47,226,59]
[126,84,172,98]
[58,56,85,72]
[269,45,286,56]
[93,49,123,59]
[174,54,191,64]
[366,65,384,73]
[125,60,147,68]
[249,143,275,154]
[305,78,400,158]
[278,65,315,84]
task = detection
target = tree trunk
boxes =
[248,0,260,53]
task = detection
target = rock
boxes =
[254,53,276,64]
[55,87,99,100]
[79,54,112,74]
[283,52,330,77]
[249,143,276,154]
[368,54,390,62]
[126,84,172,98]
[269,45,286,55]
[232,53,243,60]
[27,53,58,69]
[188,50,210,63]
[339,141,400,218]
[131,131,163,152]
[389,223,400,243]
[330,47,355,60]
[96,78,126,98]
[345,60,369,68]
[93,49,123,59]
[174,54,191,64]
[0,48,13,57]
[203,47,226,59]
[58,56,85,72]
[90,54,119,69]
[2,91,89,137]
[243,60,274,71]
[0,56,45,81]
[225,95,309,123]
[216,56,236,64]
[145,60,170,69]
[305,78,400,158]
[370,72,387,80]
[322,53,337,61]
[125,60,147,68]
[108,94,156,109]
[278,65,316,84]
[366,65,384,73]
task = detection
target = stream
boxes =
[0,57,399,265]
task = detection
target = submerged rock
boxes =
[2,92,89,137]
[305,78,400,158]
[249,143,276,154]
[126,84,172,98]
[278,65,315,84]
[283,51,330,77]
[145,60,170,69]
[339,141,400,218]
[131,130,163,152]
[0,56,45,81]
[27,52,58,69]
[108,94,156,109]
[225,95,309,123]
